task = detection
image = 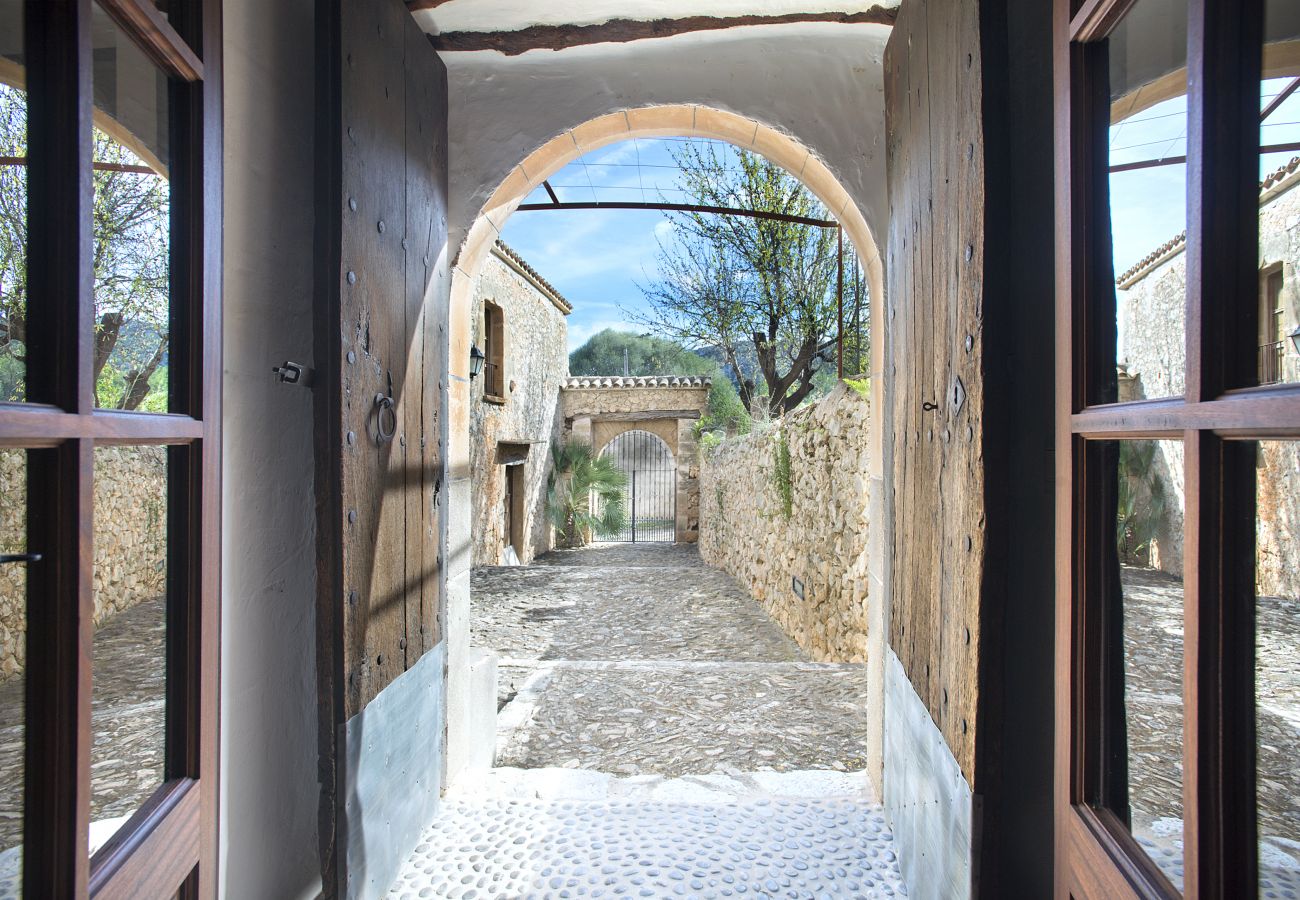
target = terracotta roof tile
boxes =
[562,376,712,390]
[492,239,573,313]
[1117,155,1300,287]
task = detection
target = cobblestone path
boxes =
[0,595,164,854]
[473,543,868,775]
[387,544,902,898]
[1121,566,1300,895]
[0,596,165,894]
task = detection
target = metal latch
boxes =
[273,361,314,387]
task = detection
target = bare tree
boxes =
[633,142,868,415]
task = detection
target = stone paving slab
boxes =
[387,769,906,899]
[496,662,869,777]
[472,564,804,664]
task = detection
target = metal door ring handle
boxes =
[922,401,939,412]
[375,393,397,443]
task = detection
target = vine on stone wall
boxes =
[772,429,793,519]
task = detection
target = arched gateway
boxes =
[598,430,677,544]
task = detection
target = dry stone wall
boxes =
[699,383,871,662]
[0,446,167,680]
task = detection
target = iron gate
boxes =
[596,430,677,542]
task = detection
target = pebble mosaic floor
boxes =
[388,770,907,900]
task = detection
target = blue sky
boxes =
[1109,77,1300,276]
[499,137,746,352]
[500,79,1300,354]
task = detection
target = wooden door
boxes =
[1054,0,1298,897]
[883,0,987,790]
[313,0,448,893]
[0,0,222,896]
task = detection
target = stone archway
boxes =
[565,375,713,544]
[596,429,678,544]
[443,105,891,789]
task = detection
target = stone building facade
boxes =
[1118,158,1300,599]
[469,241,572,566]
[561,376,711,544]
[0,446,168,680]
[699,382,872,662]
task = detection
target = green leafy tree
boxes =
[0,83,169,408]
[633,143,868,415]
[546,439,628,548]
[569,328,749,433]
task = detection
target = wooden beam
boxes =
[406,0,455,11]
[426,8,899,55]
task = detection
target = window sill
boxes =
[482,394,507,406]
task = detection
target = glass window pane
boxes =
[0,450,26,895]
[91,2,173,413]
[1098,439,1186,892]
[1257,1,1300,388]
[1103,0,1189,404]
[1256,441,1300,894]
[0,0,26,403]
[90,445,167,854]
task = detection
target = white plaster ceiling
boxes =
[412,0,900,36]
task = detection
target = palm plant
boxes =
[1116,440,1167,565]
[546,439,627,548]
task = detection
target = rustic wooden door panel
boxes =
[884,0,986,787]
[314,0,449,894]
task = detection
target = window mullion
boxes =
[24,0,95,415]
[1184,0,1264,895]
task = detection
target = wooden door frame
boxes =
[1054,0,1291,897]
[4,0,222,895]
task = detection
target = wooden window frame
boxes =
[1055,0,1293,898]
[482,299,505,402]
[6,0,222,896]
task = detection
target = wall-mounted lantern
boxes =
[469,345,485,379]
[1290,323,1300,356]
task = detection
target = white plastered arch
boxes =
[443,104,889,786]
